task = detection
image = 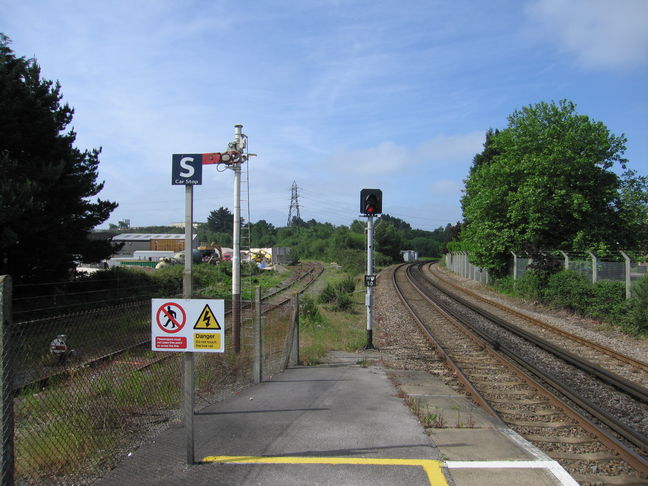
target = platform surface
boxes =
[95,352,575,485]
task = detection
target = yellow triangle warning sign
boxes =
[194,304,221,330]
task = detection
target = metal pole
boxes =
[620,251,632,300]
[183,185,195,465]
[365,215,375,350]
[254,286,262,383]
[588,251,598,284]
[232,125,242,354]
[1,275,14,486]
[291,293,300,366]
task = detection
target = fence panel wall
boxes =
[1,281,299,486]
[445,253,491,285]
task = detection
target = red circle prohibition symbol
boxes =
[156,302,186,334]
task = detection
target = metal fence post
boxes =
[511,252,518,280]
[588,252,598,284]
[619,251,632,300]
[254,286,262,383]
[1,276,14,486]
[559,251,569,271]
[290,293,300,367]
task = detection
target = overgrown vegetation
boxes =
[298,266,365,365]
[495,270,648,335]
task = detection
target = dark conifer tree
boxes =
[0,34,118,282]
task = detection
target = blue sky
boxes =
[2,0,647,231]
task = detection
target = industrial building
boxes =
[112,234,198,256]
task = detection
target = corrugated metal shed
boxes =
[112,234,197,256]
[113,234,188,241]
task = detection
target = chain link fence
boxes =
[1,275,300,485]
[446,251,647,298]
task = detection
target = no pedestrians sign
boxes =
[151,299,224,353]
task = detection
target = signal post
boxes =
[360,189,382,350]
[166,124,249,464]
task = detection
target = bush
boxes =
[300,294,324,327]
[336,277,356,295]
[589,280,625,319]
[319,277,357,311]
[543,271,592,314]
[332,292,353,312]
[319,283,337,304]
[494,276,515,295]
[622,275,648,335]
[514,271,544,301]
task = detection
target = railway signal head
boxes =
[360,189,382,215]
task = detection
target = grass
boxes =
[298,264,366,365]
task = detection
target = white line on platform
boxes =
[445,461,579,486]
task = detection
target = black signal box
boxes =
[360,189,382,215]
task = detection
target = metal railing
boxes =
[0,277,300,485]
[445,251,647,299]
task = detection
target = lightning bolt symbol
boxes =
[202,311,212,327]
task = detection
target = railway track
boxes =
[391,263,648,485]
[15,262,324,393]
[425,263,648,388]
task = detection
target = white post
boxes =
[511,251,518,280]
[559,250,569,271]
[588,251,598,284]
[365,215,375,349]
[620,251,632,300]
[231,124,243,354]
[183,185,194,464]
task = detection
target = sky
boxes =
[1,0,647,231]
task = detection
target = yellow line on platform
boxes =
[202,455,447,485]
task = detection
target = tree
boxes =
[460,100,643,275]
[206,207,233,234]
[375,221,403,262]
[0,35,117,283]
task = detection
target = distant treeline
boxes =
[112,209,459,273]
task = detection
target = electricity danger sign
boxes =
[151,299,224,353]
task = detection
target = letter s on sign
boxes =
[179,157,195,178]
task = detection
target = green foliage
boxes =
[375,220,403,261]
[319,283,337,304]
[206,206,233,234]
[543,271,592,313]
[0,35,118,283]
[590,280,625,319]
[333,292,353,311]
[494,276,515,295]
[319,277,356,311]
[513,271,544,301]
[300,294,324,327]
[622,275,648,334]
[461,100,642,275]
[336,276,356,294]
[503,269,644,335]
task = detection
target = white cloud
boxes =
[429,180,464,196]
[416,132,485,164]
[527,0,648,69]
[327,131,484,177]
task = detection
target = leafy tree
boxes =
[460,100,643,275]
[0,35,117,283]
[206,206,233,234]
[250,219,277,247]
[375,220,403,262]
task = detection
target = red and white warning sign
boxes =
[151,299,224,353]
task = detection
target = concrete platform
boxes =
[95,352,576,485]
[387,369,577,486]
